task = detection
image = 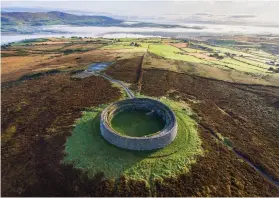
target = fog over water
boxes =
[2,23,279,45]
[2,1,279,45]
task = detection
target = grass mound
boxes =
[111,109,165,137]
[63,97,202,183]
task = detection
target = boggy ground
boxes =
[2,38,279,196]
[140,69,279,196]
[1,73,122,196]
[1,65,279,197]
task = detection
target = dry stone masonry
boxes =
[100,98,177,150]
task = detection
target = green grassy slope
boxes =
[63,97,202,183]
[149,44,208,64]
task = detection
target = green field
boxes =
[101,42,135,49]
[9,38,50,46]
[198,43,253,57]
[149,44,208,64]
[101,41,149,50]
[63,97,202,183]
[197,43,277,63]
[233,56,274,70]
[111,109,165,137]
[148,43,275,74]
[181,48,206,53]
[219,58,268,73]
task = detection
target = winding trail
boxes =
[72,68,135,98]
[96,72,135,99]
[83,70,135,99]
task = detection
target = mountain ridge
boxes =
[2,11,123,26]
[2,11,194,29]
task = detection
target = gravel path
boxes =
[96,72,135,99]
[72,69,135,98]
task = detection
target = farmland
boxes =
[145,41,279,86]
[1,36,279,196]
[148,43,277,74]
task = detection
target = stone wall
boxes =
[100,98,177,151]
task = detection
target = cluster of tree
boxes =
[174,51,184,55]
[62,48,89,55]
[209,53,224,59]
[224,52,237,57]
[190,43,213,52]
[130,42,141,47]
[268,67,279,73]
[71,36,83,40]
[1,44,11,49]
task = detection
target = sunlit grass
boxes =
[149,44,271,74]
[218,58,267,73]
[149,44,208,64]
[102,41,149,50]
[233,57,274,70]
[181,48,206,53]
[63,97,202,183]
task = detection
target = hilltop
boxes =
[1,11,193,34]
[1,11,123,26]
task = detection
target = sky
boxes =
[2,1,279,26]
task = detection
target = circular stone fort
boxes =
[100,98,178,151]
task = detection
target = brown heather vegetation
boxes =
[1,38,279,196]
[140,69,279,195]
[1,54,59,82]
[105,55,144,85]
[1,73,121,196]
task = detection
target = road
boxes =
[72,69,135,98]
[86,70,135,99]
[97,72,135,99]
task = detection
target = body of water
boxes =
[87,62,112,72]
[2,23,279,45]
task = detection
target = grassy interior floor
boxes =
[111,109,165,137]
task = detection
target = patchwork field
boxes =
[146,42,279,86]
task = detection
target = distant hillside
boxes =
[1,11,201,34]
[1,11,123,26]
